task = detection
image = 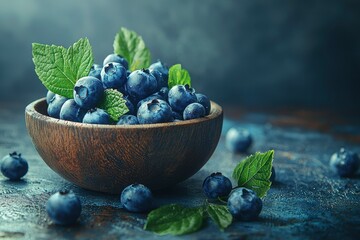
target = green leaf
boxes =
[98,89,129,122]
[113,27,151,71]
[32,38,93,98]
[207,203,232,230]
[144,204,205,235]
[168,64,191,89]
[232,150,274,198]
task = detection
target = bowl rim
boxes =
[25,98,223,129]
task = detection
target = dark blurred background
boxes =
[0,0,359,114]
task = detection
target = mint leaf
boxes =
[32,38,93,98]
[168,64,191,89]
[144,204,205,235]
[98,89,128,122]
[113,27,151,71]
[232,150,274,198]
[207,203,232,230]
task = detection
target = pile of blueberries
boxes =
[46,54,211,125]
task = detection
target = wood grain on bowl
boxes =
[25,98,223,194]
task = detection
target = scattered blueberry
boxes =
[82,108,111,125]
[47,94,68,119]
[149,60,169,81]
[101,62,127,89]
[330,148,359,177]
[137,99,173,124]
[88,64,102,80]
[196,93,211,115]
[46,90,55,104]
[168,84,197,113]
[117,115,139,125]
[270,166,276,182]
[1,152,28,180]
[46,190,82,225]
[60,99,87,122]
[227,187,262,221]
[120,183,153,213]
[183,102,206,120]
[126,69,158,102]
[225,127,252,153]
[202,172,232,199]
[73,76,104,109]
[103,54,128,69]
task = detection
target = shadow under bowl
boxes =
[25,98,223,194]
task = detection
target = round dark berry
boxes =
[330,148,359,177]
[103,54,128,69]
[88,64,102,80]
[46,190,82,225]
[137,99,173,124]
[202,172,232,199]
[225,127,252,153]
[149,60,169,81]
[47,94,68,119]
[83,108,111,125]
[196,93,211,115]
[183,103,205,120]
[120,184,153,213]
[73,76,104,109]
[60,99,87,122]
[1,152,28,180]
[117,115,139,125]
[227,187,262,221]
[168,84,197,113]
[126,69,158,102]
[101,62,127,89]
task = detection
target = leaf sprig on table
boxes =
[144,150,274,235]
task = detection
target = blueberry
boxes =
[60,99,87,122]
[270,166,276,182]
[119,96,135,116]
[121,184,153,213]
[126,69,158,102]
[172,110,183,121]
[183,103,205,120]
[47,94,68,119]
[46,90,55,104]
[73,76,104,109]
[150,69,167,90]
[1,152,28,180]
[225,127,252,153]
[153,87,169,101]
[136,95,164,110]
[149,60,169,81]
[196,93,211,115]
[82,108,111,125]
[202,172,232,199]
[330,148,359,177]
[46,190,81,225]
[137,99,173,124]
[117,115,139,125]
[227,187,262,221]
[88,64,102,80]
[103,54,128,69]
[168,84,197,113]
[101,62,127,89]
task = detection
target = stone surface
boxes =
[0,103,359,239]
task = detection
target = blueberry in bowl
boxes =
[25,98,223,194]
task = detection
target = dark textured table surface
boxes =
[0,103,359,240]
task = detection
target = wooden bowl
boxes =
[25,98,223,194]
